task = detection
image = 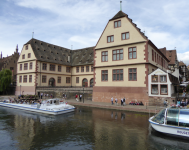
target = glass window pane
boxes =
[105,56,108,61]
[167,109,179,126]
[118,21,121,27]
[179,110,189,127]
[113,50,116,54]
[117,50,119,53]
[115,22,117,28]
[152,85,158,94]
[126,33,129,39]
[152,109,166,124]
[102,71,104,74]
[133,69,136,72]
[120,49,123,53]
[161,85,167,94]
[102,56,104,61]
[111,36,114,42]
[113,74,116,80]
[102,52,104,55]
[133,52,136,58]
[122,33,125,40]
[120,69,123,73]
[129,52,132,59]
[105,52,108,55]
[105,70,108,73]
[133,73,136,80]
[120,74,123,80]
[117,54,119,60]
[133,47,136,51]
[108,37,110,42]
[117,74,119,80]
[129,73,132,80]
[105,74,108,80]
[129,48,132,52]
[129,69,132,72]
[120,54,123,60]
[113,70,116,73]
[102,75,104,81]
[117,70,120,73]
[113,55,116,60]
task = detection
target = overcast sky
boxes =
[1,0,189,65]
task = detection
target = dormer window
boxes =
[114,20,121,28]
[107,35,114,43]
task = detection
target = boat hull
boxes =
[149,117,189,138]
[0,102,75,115]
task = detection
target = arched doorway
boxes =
[49,78,55,87]
[90,78,93,87]
[82,78,88,87]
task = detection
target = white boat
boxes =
[149,106,189,137]
[0,99,75,115]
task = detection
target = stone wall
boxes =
[36,87,93,100]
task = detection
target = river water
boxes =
[0,106,189,150]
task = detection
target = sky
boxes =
[0,0,189,65]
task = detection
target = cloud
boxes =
[178,52,189,66]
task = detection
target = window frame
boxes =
[50,64,55,71]
[151,84,159,95]
[76,77,79,83]
[58,66,61,72]
[25,45,28,50]
[42,75,47,83]
[29,62,32,70]
[20,64,22,71]
[86,66,89,72]
[114,20,121,28]
[128,47,137,59]
[24,63,28,70]
[22,54,25,59]
[66,77,70,83]
[29,75,32,83]
[57,76,61,83]
[160,84,168,95]
[112,49,123,61]
[121,32,130,40]
[128,68,137,81]
[112,69,123,81]
[101,70,108,81]
[42,63,47,70]
[160,75,167,82]
[28,53,31,58]
[81,66,84,72]
[91,66,93,72]
[66,67,71,73]
[19,76,22,83]
[23,75,27,83]
[107,35,114,43]
[76,67,79,73]
[152,75,158,82]
[101,51,108,62]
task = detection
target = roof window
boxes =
[41,56,43,58]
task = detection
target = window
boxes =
[129,68,137,81]
[152,50,154,61]
[76,67,79,73]
[152,85,158,94]
[42,76,46,83]
[155,52,156,62]
[160,75,166,82]
[58,66,61,72]
[128,47,136,59]
[91,66,93,72]
[161,85,168,95]
[152,75,158,82]
[113,49,123,61]
[157,54,159,64]
[66,77,70,83]
[19,76,22,83]
[122,32,129,40]
[102,70,108,81]
[114,20,121,28]
[25,45,28,50]
[42,63,47,70]
[50,64,55,71]
[29,62,32,70]
[10,67,14,70]
[76,77,79,83]
[66,67,71,73]
[20,64,22,71]
[86,66,89,72]
[113,69,123,81]
[107,35,114,43]
[22,54,25,59]
[58,77,61,83]
[28,53,31,58]
[29,75,32,82]
[102,51,108,62]
[24,63,28,70]
[23,75,27,82]
[81,66,84,72]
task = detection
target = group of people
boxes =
[40,93,54,99]
[164,98,189,107]
[6,97,43,105]
[129,101,144,105]
[111,97,126,106]
[75,94,82,102]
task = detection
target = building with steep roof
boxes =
[179,61,188,82]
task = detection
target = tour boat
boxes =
[0,99,75,115]
[149,106,189,137]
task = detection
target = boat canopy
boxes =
[152,107,189,128]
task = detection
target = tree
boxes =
[0,69,12,93]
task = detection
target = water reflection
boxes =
[0,106,188,150]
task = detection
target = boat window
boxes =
[152,109,166,124]
[167,108,179,126]
[179,109,189,127]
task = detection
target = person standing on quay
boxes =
[111,97,114,105]
[80,94,82,102]
[41,93,43,99]
[75,94,78,101]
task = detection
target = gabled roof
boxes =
[159,47,166,56]
[25,38,94,66]
[166,50,177,65]
[179,61,186,66]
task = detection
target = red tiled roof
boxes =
[165,50,177,65]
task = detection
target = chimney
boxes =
[16,44,18,53]
[68,56,70,62]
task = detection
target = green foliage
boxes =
[0,69,12,92]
